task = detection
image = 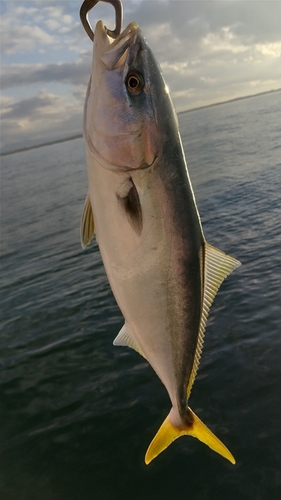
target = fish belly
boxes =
[86,152,203,411]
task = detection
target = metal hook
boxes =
[80,0,123,41]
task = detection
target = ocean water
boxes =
[1,91,280,500]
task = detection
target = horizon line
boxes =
[1,88,280,157]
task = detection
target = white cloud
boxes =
[14,6,38,16]
[44,19,61,31]
[1,90,83,149]
[1,22,54,55]
[1,0,281,150]
[249,79,278,89]
[59,26,73,34]
[0,2,82,56]
[202,28,248,54]
[200,77,217,84]
[256,42,281,58]
[62,14,73,25]
[43,6,64,18]
[1,59,91,89]
[160,61,191,74]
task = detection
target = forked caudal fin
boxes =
[145,407,235,465]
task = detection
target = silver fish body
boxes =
[81,20,241,464]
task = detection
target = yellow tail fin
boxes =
[145,407,235,465]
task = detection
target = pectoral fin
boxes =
[81,192,94,249]
[145,407,235,465]
[116,177,142,236]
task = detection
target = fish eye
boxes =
[126,72,144,95]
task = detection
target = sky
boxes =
[1,0,280,152]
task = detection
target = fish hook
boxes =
[80,0,123,41]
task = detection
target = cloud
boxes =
[1,90,83,149]
[1,0,281,150]
[256,42,281,58]
[130,0,281,61]
[2,92,62,121]
[1,58,91,89]
[1,23,54,55]
[0,1,82,56]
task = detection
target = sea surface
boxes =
[1,91,280,500]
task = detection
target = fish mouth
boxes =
[96,20,140,69]
[85,21,158,172]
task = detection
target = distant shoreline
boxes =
[1,88,280,157]
[177,88,280,115]
[0,134,83,157]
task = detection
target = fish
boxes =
[81,19,241,465]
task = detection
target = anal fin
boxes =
[113,324,147,359]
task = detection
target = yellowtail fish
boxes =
[80,15,241,465]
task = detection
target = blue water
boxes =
[1,91,280,499]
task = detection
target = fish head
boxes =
[84,20,178,171]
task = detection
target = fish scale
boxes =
[80,17,241,465]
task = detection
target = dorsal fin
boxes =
[187,242,241,397]
[80,192,94,249]
[113,324,147,359]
